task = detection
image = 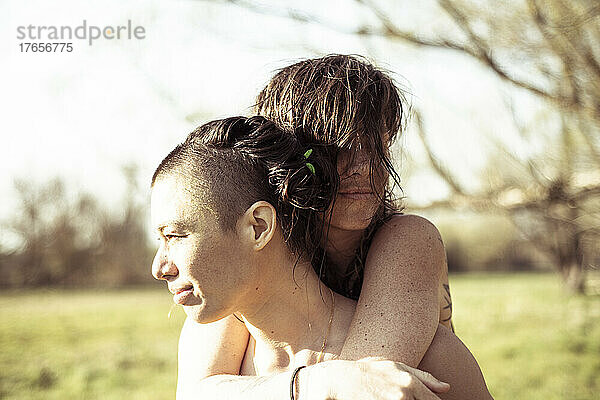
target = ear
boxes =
[237,201,277,251]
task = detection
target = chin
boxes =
[331,206,377,231]
[184,303,228,324]
[336,195,378,213]
[183,303,207,322]
[341,220,373,231]
[330,214,374,231]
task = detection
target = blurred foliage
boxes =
[405,0,600,293]
[434,212,532,272]
[432,211,600,276]
[0,166,155,288]
[0,274,598,399]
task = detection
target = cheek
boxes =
[198,240,249,288]
[371,167,389,189]
[170,240,208,280]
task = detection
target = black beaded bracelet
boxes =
[290,365,306,400]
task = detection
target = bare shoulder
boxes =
[368,214,445,271]
[376,214,442,240]
[178,315,250,387]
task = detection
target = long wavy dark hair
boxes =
[254,54,408,299]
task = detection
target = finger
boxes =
[406,367,450,394]
[412,377,444,400]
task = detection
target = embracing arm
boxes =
[338,215,491,399]
[177,315,316,400]
[188,370,300,400]
[340,215,448,367]
[177,315,447,400]
[183,355,445,400]
[419,325,493,400]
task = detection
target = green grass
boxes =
[0,287,186,400]
[451,273,600,400]
[0,273,599,399]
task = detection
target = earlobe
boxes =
[241,201,277,251]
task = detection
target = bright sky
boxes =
[1,0,527,219]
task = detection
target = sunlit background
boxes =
[1,0,599,399]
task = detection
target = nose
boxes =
[346,150,371,177]
[152,248,178,281]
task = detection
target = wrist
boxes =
[298,362,338,400]
[290,366,306,400]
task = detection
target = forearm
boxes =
[177,367,328,400]
[339,290,439,367]
[179,359,449,400]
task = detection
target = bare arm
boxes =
[419,325,493,400]
[177,315,320,400]
[340,215,449,367]
[182,357,446,400]
[182,369,299,400]
[177,315,250,399]
[177,315,447,400]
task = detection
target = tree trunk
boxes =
[563,261,585,294]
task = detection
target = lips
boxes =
[340,186,371,191]
[170,285,192,295]
[169,285,194,305]
[339,188,375,200]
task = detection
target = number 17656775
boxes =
[19,42,73,52]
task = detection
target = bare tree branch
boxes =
[213,0,599,291]
[220,0,600,121]
[413,110,467,196]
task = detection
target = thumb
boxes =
[408,368,450,393]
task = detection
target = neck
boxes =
[237,251,336,360]
[322,225,364,272]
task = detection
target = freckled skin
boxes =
[151,175,261,324]
[159,163,490,399]
[340,215,449,367]
[176,150,459,394]
[322,149,454,368]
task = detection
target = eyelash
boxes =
[166,234,186,240]
[157,234,187,242]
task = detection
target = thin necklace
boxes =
[316,288,335,363]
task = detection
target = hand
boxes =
[306,357,450,400]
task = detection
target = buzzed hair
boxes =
[152,116,337,256]
[152,143,267,229]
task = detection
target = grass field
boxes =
[1,273,599,399]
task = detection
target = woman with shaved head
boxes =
[178,55,459,397]
[152,116,492,399]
